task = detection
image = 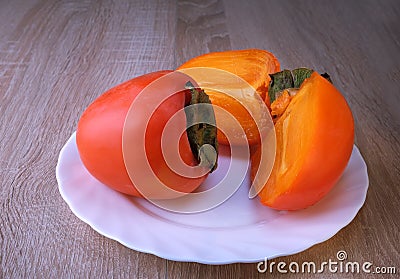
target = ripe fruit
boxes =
[76,71,217,198]
[251,72,354,210]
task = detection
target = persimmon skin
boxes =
[252,72,354,210]
[76,71,206,198]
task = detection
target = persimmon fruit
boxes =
[76,71,218,198]
[178,49,280,145]
[251,72,354,210]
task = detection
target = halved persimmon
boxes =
[178,49,280,145]
[251,72,354,210]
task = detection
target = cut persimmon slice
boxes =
[251,72,354,210]
[178,49,280,145]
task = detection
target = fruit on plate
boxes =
[75,47,354,211]
[76,71,218,198]
[178,49,280,146]
[251,69,354,210]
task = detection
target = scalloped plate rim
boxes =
[56,132,369,264]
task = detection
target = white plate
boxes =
[56,133,369,264]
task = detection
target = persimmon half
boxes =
[178,49,280,146]
[251,72,354,210]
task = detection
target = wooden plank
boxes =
[0,0,177,277]
[222,0,400,278]
[166,0,400,278]
[174,0,231,67]
[168,0,232,276]
[1,0,399,278]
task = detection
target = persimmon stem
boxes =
[184,81,218,172]
[268,68,331,103]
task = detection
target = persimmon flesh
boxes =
[178,49,280,145]
[253,72,354,210]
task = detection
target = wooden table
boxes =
[1,0,399,278]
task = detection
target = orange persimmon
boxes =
[76,71,218,198]
[251,72,354,210]
[178,49,280,145]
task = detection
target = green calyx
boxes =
[268,68,331,103]
[184,81,218,172]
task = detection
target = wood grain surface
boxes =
[1,0,399,278]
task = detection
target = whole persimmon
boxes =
[76,71,217,199]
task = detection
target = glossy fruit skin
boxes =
[76,71,206,197]
[251,72,354,210]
